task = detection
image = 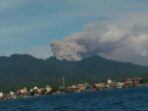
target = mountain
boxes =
[0,54,148,91]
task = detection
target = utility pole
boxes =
[62,76,65,89]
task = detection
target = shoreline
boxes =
[1,85,148,102]
[0,77,147,101]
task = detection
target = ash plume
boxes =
[51,14,148,65]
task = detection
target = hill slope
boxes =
[0,54,148,90]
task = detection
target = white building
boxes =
[107,79,113,85]
[45,86,52,93]
[0,92,4,99]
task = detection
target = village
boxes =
[0,77,147,100]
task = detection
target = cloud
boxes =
[1,0,148,62]
[51,14,148,65]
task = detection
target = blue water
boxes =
[0,87,148,111]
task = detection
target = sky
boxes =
[1,0,148,65]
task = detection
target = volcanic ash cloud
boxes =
[50,15,148,65]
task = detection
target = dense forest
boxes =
[0,54,148,91]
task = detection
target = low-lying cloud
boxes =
[51,14,148,65]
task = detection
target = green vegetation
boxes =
[0,54,148,91]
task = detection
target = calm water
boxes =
[0,87,148,111]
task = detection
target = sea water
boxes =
[0,87,148,111]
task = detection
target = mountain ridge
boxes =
[0,54,148,91]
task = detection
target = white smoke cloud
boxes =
[51,14,148,65]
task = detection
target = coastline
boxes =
[0,77,147,101]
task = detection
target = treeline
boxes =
[0,54,148,91]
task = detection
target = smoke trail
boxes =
[51,14,148,65]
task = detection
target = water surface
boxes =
[0,87,148,111]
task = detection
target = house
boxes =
[93,83,106,90]
[67,85,78,93]
[77,84,86,92]
[45,86,53,94]
[116,82,125,88]
[8,91,16,99]
[124,78,134,87]
[30,86,39,96]
[0,92,4,99]
[107,79,113,85]
[20,87,28,95]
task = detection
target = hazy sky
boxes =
[1,0,148,65]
